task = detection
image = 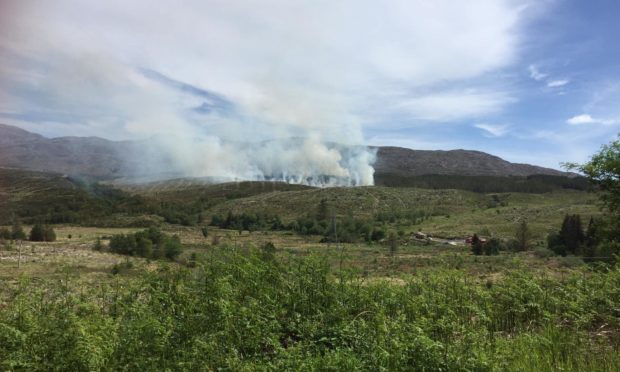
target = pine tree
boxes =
[559,214,585,255]
[515,220,532,251]
[316,199,330,223]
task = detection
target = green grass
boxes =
[0,247,618,370]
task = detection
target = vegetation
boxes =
[375,173,591,193]
[0,248,619,370]
[567,133,620,213]
[514,219,532,252]
[1,135,619,370]
[10,218,26,241]
[560,134,620,262]
[28,223,56,242]
[108,227,183,260]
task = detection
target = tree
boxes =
[30,224,56,242]
[316,199,330,222]
[471,234,483,255]
[565,134,620,214]
[484,238,502,256]
[559,214,585,255]
[44,226,56,242]
[11,218,26,240]
[547,232,565,256]
[583,217,600,261]
[164,235,183,260]
[563,136,620,262]
[514,219,532,252]
[387,232,399,256]
[29,223,46,241]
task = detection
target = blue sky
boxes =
[1,0,619,170]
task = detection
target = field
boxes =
[1,170,618,370]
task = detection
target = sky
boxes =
[1,0,619,171]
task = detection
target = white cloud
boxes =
[474,123,511,137]
[547,79,569,88]
[396,90,513,122]
[0,0,537,184]
[528,64,547,81]
[567,114,616,126]
[528,64,569,89]
[1,0,531,133]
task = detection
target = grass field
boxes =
[1,226,619,370]
[1,169,617,370]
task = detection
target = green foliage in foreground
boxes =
[1,249,619,371]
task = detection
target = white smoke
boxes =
[0,0,533,185]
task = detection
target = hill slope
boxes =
[0,123,569,181]
[372,147,566,177]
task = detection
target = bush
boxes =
[29,224,56,242]
[11,220,26,240]
[484,238,502,256]
[260,242,277,261]
[44,226,56,242]
[109,228,183,261]
[533,247,555,259]
[0,227,11,240]
[93,237,103,251]
[29,224,45,241]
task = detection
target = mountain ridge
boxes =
[0,123,570,181]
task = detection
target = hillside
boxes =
[372,146,567,177]
[1,166,597,243]
[0,123,570,182]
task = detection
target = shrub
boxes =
[533,247,555,259]
[11,220,26,240]
[29,224,45,241]
[484,238,502,256]
[0,227,11,240]
[44,226,56,242]
[29,224,56,242]
[109,228,183,261]
[260,242,277,261]
[93,237,103,251]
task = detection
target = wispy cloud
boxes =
[547,79,569,88]
[567,114,616,126]
[528,64,547,81]
[528,64,569,89]
[474,123,511,137]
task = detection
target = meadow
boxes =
[0,170,618,371]
[1,220,619,371]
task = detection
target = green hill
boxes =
[1,168,600,241]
